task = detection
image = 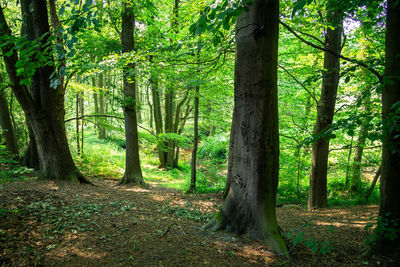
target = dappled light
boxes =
[1,0,399,264]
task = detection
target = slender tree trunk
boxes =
[146,84,153,129]
[98,73,106,139]
[76,93,80,155]
[0,0,90,183]
[165,87,175,168]
[350,92,371,192]
[92,76,99,133]
[190,85,200,192]
[365,165,381,201]
[374,0,400,257]
[0,87,18,155]
[204,0,287,255]
[150,72,165,168]
[345,135,354,187]
[118,3,145,186]
[136,82,142,123]
[81,90,84,154]
[308,5,342,209]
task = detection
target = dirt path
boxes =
[0,179,395,266]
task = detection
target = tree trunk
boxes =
[164,87,175,168]
[98,73,106,139]
[204,0,287,255]
[365,165,381,201]
[0,0,90,183]
[373,0,400,257]
[146,84,153,129]
[189,85,200,192]
[0,87,18,155]
[150,72,165,168]
[308,4,342,209]
[350,92,371,192]
[22,123,39,170]
[92,76,99,133]
[76,93,80,155]
[118,3,145,186]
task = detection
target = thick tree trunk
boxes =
[374,0,400,257]
[204,0,287,255]
[0,88,18,155]
[118,3,145,186]
[308,5,342,209]
[0,0,90,183]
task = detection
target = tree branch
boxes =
[278,63,319,106]
[64,114,156,136]
[279,20,383,84]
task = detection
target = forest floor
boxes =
[0,177,397,266]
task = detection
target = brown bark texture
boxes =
[308,4,342,209]
[0,0,90,183]
[374,0,400,258]
[204,0,287,255]
[118,3,145,186]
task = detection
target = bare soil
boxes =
[0,178,397,266]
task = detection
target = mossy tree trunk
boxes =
[205,0,287,255]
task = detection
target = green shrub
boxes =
[197,134,229,163]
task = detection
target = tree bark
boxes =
[365,165,381,201]
[373,0,400,257]
[308,4,342,209]
[204,0,287,255]
[150,70,165,168]
[189,85,200,192]
[0,87,18,155]
[98,73,106,139]
[0,0,90,183]
[118,2,145,186]
[92,76,100,133]
[350,91,371,192]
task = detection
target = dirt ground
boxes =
[0,178,397,266]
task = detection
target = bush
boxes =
[197,134,229,163]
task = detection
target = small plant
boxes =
[159,202,215,222]
[365,213,400,247]
[285,223,333,255]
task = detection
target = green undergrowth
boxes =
[159,201,216,222]
[71,131,226,193]
[0,146,35,184]
[277,173,380,207]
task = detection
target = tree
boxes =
[0,0,91,183]
[118,1,145,186]
[308,2,343,209]
[373,0,400,257]
[0,78,18,155]
[204,0,287,255]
